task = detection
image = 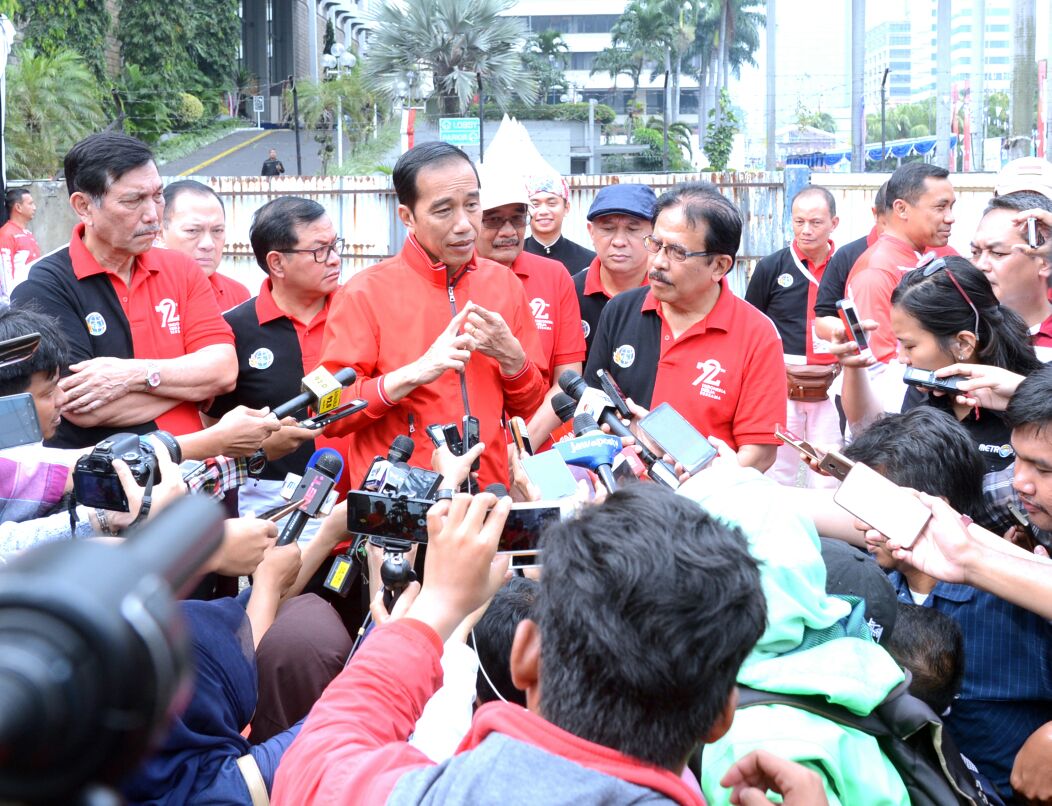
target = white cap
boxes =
[995,157,1052,199]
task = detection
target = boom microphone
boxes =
[276,449,345,546]
[272,367,357,420]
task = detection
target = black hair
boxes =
[535,484,766,771]
[63,132,155,200]
[392,141,478,212]
[984,189,1052,217]
[652,181,741,258]
[249,196,328,273]
[891,256,1042,376]
[874,181,889,215]
[887,162,950,207]
[471,576,538,707]
[0,305,69,395]
[162,180,225,226]
[5,187,30,217]
[1005,363,1052,438]
[883,602,964,716]
[791,185,837,218]
[843,407,985,520]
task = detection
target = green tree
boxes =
[796,101,836,133]
[609,0,674,115]
[590,45,641,106]
[363,0,537,115]
[17,0,110,80]
[523,30,569,102]
[110,64,173,145]
[118,0,195,86]
[5,47,105,178]
[285,69,375,175]
[186,0,240,92]
[987,91,1010,138]
[704,87,739,170]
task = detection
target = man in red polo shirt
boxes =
[0,187,40,302]
[474,167,586,444]
[746,186,841,487]
[319,142,547,488]
[844,163,956,363]
[161,180,251,312]
[585,182,785,472]
[572,184,656,358]
[11,132,236,449]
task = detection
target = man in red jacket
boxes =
[319,142,546,487]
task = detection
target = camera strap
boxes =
[131,468,157,527]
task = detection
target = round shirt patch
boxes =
[581,319,590,339]
[249,347,274,370]
[85,312,107,336]
[612,344,636,368]
[777,272,794,288]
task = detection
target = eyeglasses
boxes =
[642,234,718,263]
[279,237,344,263]
[919,257,981,339]
[481,213,528,230]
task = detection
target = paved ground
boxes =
[160,127,355,178]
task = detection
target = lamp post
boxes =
[321,43,357,168]
[880,67,890,170]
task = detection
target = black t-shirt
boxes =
[923,391,1016,472]
[745,246,811,356]
[261,158,285,177]
[524,235,596,276]
[814,234,870,318]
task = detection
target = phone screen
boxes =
[0,393,43,450]
[499,502,565,554]
[521,450,579,498]
[836,300,872,358]
[346,491,431,543]
[639,403,716,474]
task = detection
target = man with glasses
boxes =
[572,184,656,357]
[746,186,842,487]
[203,195,351,529]
[475,168,585,444]
[11,132,237,449]
[523,172,596,275]
[161,180,251,312]
[585,182,785,471]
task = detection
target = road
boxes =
[159,127,355,178]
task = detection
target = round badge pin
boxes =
[613,344,636,368]
[581,319,590,339]
[249,347,274,370]
[84,312,107,336]
[777,272,794,288]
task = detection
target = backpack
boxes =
[735,676,997,806]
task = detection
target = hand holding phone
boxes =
[509,416,534,456]
[836,299,873,361]
[596,369,632,420]
[902,367,966,395]
[638,403,717,475]
[833,463,931,548]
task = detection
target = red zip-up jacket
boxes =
[319,237,547,488]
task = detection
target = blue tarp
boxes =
[788,135,959,167]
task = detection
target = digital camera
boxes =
[73,431,181,512]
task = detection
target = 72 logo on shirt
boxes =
[692,358,726,401]
[154,298,182,335]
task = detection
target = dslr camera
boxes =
[73,431,182,512]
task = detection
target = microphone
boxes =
[362,435,414,494]
[551,392,577,425]
[276,449,345,546]
[272,367,357,419]
[557,370,679,490]
[554,413,619,494]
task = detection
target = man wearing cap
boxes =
[585,182,785,472]
[475,167,587,443]
[995,157,1052,199]
[572,184,656,357]
[523,174,596,275]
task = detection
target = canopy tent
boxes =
[785,135,960,168]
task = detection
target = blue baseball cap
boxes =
[586,184,657,222]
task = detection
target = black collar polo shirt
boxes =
[572,257,649,359]
[524,234,596,276]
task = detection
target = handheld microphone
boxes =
[272,367,357,420]
[276,449,345,546]
[551,392,578,425]
[362,435,414,494]
[554,413,620,494]
[557,370,679,490]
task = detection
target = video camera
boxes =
[73,430,182,512]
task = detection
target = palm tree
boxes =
[284,70,374,175]
[610,0,674,115]
[525,29,570,102]
[363,0,537,116]
[591,45,642,111]
[6,47,105,179]
[530,29,569,68]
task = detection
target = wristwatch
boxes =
[144,362,161,390]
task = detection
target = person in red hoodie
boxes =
[319,142,546,488]
[272,484,774,806]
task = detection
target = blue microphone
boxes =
[555,413,620,494]
[276,448,345,546]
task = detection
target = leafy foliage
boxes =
[796,102,836,134]
[284,69,376,175]
[704,88,739,171]
[523,30,570,102]
[470,101,616,124]
[17,0,110,80]
[110,64,172,145]
[363,0,538,115]
[5,47,105,178]
[174,93,205,129]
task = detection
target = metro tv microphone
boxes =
[276,448,345,546]
[556,370,679,489]
[272,367,357,419]
[555,413,620,494]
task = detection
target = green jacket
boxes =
[678,466,910,806]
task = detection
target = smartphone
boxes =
[521,450,579,499]
[499,500,575,555]
[509,416,534,456]
[902,367,966,394]
[0,392,44,450]
[462,415,481,471]
[1027,217,1043,249]
[638,403,717,475]
[833,463,932,548]
[426,423,447,448]
[346,491,432,543]
[836,299,873,360]
[401,467,442,500]
[297,398,367,429]
[818,449,855,481]
[774,425,823,464]
[596,368,632,420]
[442,423,463,455]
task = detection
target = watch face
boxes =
[147,367,161,387]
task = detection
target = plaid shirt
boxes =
[181,455,251,499]
[977,463,1052,548]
